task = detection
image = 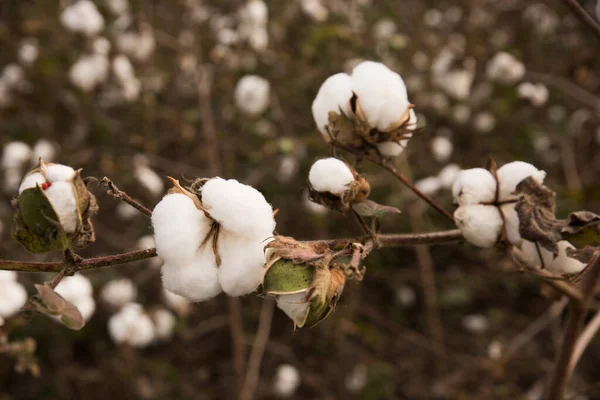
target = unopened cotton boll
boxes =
[496,161,546,201]
[454,205,503,248]
[486,52,525,84]
[44,182,79,233]
[351,61,414,131]
[311,73,354,138]
[308,158,354,196]
[2,141,32,169]
[150,308,176,341]
[415,176,442,196]
[60,0,105,37]
[431,136,453,162]
[438,163,461,189]
[0,280,27,318]
[521,240,586,275]
[452,168,496,205]
[234,75,270,116]
[217,233,268,296]
[152,193,207,266]
[108,303,155,347]
[55,274,95,321]
[273,364,301,398]
[276,292,309,325]
[100,278,137,309]
[32,139,57,164]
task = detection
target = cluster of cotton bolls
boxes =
[0,271,28,323]
[485,52,525,85]
[234,75,271,117]
[430,45,476,102]
[1,140,58,193]
[517,82,549,107]
[312,61,417,157]
[0,63,27,108]
[55,274,96,322]
[238,0,269,52]
[272,364,301,398]
[415,163,461,197]
[452,162,586,274]
[152,178,276,301]
[60,0,105,37]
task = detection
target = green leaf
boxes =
[263,259,313,295]
[353,200,401,219]
[35,284,84,330]
[18,186,59,236]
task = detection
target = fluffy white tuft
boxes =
[500,203,522,247]
[308,158,355,196]
[0,271,17,281]
[273,364,301,398]
[1,141,32,169]
[60,0,105,37]
[44,181,79,233]
[486,52,525,85]
[497,161,546,201]
[162,288,191,316]
[376,139,410,157]
[454,205,503,248]
[452,168,497,206]
[234,75,270,116]
[18,172,46,194]
[431,136,453,163]
[44,164,76,183]
[438,163,461,189]
[108,303,155,347]
[32,139,57,163]
[0,280,28,318]
[520,240,586,275]
[276,292,309,326]
[69,54,109,92]
[134,165,164,197]
[150,308,176,341]
[217,233,268,297]
[311,73,354,137]
[100,278,137,309]
[55,274,95,321]
[415,176,442,196]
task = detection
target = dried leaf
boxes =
[35,284,84,330]
[353,199,401,219]
[565,246,598,265]
[561,211,600,248]
[265,236,331,267]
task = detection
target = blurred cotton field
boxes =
[1,0,600,399]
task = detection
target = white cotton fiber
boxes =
[273,364,301,398]
[217,233,268,296]
[376,139,409,157]
[32,139,57,163]
[311,73,354,137]
[521,240,586,275]
[496,161,546,201]
[415,176,442,196]
[201,178,275,240]
[431,136,453,162]
[1,141,32,169]
[438,163,461,189]
[162,288,191,316]
[234,75,270,116]
[44,181,79,233]
[308,158,355,196]
[60,0,105,37]
[108,303,155,347]
[351,61,412,131]
[18,172,46,194]
[452,168,497,205]
[276,292,309,326]
[55,274,95,321]
[0,280,28,318]
[100,278,137,309]
[500,203,522,247]
[152,193,207,265]
[0,271,17,281]
[454,204,503,248]
[151,308,176,341]
[44,164,76,182]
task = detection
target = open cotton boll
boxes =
[485,52,525,85]
[108,303,155,347]
[308,158,354,196]
[345,364,368,394]
[201,178,275,239]
[150,308,176,341]
[152,193,207,265]
[497,161,546,201]
[431,136,453,163]
[500,203,522,246]
[454,205,503,248]
[217,233,268,297]
[162,288,191,316]
[415,176,442,196]
[521,240,586,275]
[60,0,105,37]
[0,280,27,318]
[18,172,46,194]
[100,278,137,309]
[44,181,79,233]
[438,163,461,189]
[76,296,96,321]
[55,274,95,321]
[44,164,75,183]
[376,138,410,157]
[273,364,301,398]
[301,0,329,22]
[311,73,353,137]
[234,75,270,116]
[161,246,222,302]
[69,54,109,92]
[1,141,32,169]
[276,292,309,326]
[239,0,268,27]
[0,271,17,281]
[134,165,164,197]
[452,168,497,205]
[351,61,412,131]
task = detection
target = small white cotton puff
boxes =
[162,288,191,316]
[415,176,442,196]
[276,292,309,326]
[308,158,355,196]
[0,280,27,318]
[18,172,46,194]
[44,181,79,233]
[2,141,32,169]
[431,136,453,163]
[438,163,461,189]
[234,75,270,116]
[150,308,176,341]
[69,54,109,92]
[0,271,17,281]
[351,61,414,132]
[217,233,268,297]
[108,303,155,347]
[32,139,57,164]
[60,0,105,37]
[497,161,546,201]
[54,274,95,321]
[376,138,410,158]
[100,278,137,309]
[454,205,503,248]
[521,240,586,275]
[452,168,497,205]
[486,52,525,85]
[500,203,522,246]
[134,165,164,197]
[44,164,75,183]
[152,193,207,266]
[273,364,301,398]
[311,73,354,137]
[201,178,275,240]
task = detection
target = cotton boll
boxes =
[0,271,17,281]
[76,296,96,321]
[0,280,28,318]
[521,240,586,275]
[201,178,275,239]
[438,163,461,189]
[248,28,269,52]
[462,314,489,334]
[301,0,329,22]
[373,19,396,41]
[116,26,156,62]
[150,308,176,341]
[496,161,546,201]
[415,176,442,196]
[239,0,268,27]
[44,164,75,183]
[44,182,79,233]
[152,193,208,265]
[60,0,105,37]
[276,292,309,326]
[105,0,129,15]
[486,52,525,84]
[308,158,355,196]
[18,39,39,66]
[161,246,222,302]
[32,139,57,164]
[277,156,298,184]
[234,75,270,116]
[517,82,549,107]
[18,172,46,194]
[100,278,137,309]
[302,190,328,216]
[217,233,268,297]
[454,205,503,248]
[273,364,301,398]
[108,303,155,347]
[134,165,164,197]
[500,203,522,246]
[451,168,496,205]
[55,274,95,321]
[345,364,368,394]
[473,112,496,134]
[2,64,25,89]
[2,141,32,169]
[92,37,111,55]
[311,73,353,137]
[162,288,191,316]
[116,202,138,220]
[69,54,109,92]
[351,61,413,132]
[431,136,453,162]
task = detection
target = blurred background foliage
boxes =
[1,0,600,398]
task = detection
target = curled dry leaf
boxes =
[34,284,84,330]
[352,199,401,219]
[265,236,331,269]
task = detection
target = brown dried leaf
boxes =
[35,284,84,330]
[352,199,400,219]
[265,236,331,268]
[565,246,598,265]
[561,211,600,248]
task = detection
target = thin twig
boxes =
[561,0,600,40]
[240,299,275,400]
[525,71,600,112]
[568,307,600,377]
[100,177,153,217]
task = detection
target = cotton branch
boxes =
[561,0,600,41]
